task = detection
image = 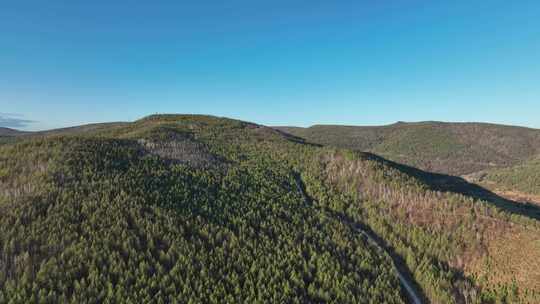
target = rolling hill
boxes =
[276,121,540,176]
[467,155,540,198]
[1,115,539,303]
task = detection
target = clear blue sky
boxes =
[1,1,539,130]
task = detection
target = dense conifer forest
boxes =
[276,122,540,176]
[1,115,539,303]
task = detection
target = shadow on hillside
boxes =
[363,152,540,221]
[328,209,431,304]
[293,173,429,303]
[273,128,324,147]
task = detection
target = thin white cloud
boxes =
[0,113,35,129]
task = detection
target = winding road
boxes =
[293,175,423,304]
[352,225,423,304]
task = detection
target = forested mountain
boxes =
[276,122,540,176]
[467,155,540,197]
[1,115,539,303]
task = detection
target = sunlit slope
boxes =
[469,155,540,197]
[316,150,540,302]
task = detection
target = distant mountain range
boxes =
[0,127,28,137]
[0,122,128,137]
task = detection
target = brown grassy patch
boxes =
[466,226,540,298]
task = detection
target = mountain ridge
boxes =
[275,121,540,176]
[277,120,540,130]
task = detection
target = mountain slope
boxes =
[0,116,404,303]
[467,155,540,199]
[276,121,540,176]
[1,115,539,303]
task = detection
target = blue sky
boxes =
[1,1,539,130]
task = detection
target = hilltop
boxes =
[276,121,540,176]
[1,115,539,303]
